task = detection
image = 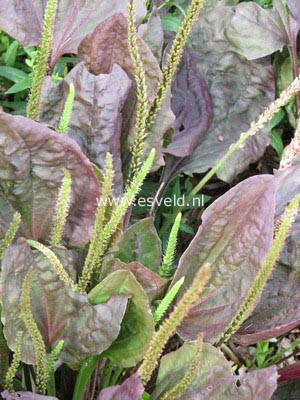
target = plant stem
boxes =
[291,40,299,114]
[47,369,56,397]
[101,360,114,389]
[109,367,123,386]
[90,361,100,399]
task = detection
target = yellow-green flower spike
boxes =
[27,0,58,120]
[79,149,155,291]
[147,0,206,128]
[154,277,185,326]
[78,153,115,292]
[126,0,149,184]
[160,213,182,278]
[0,212,21,260]
[50,169,72,246]
[27,240,78,292]
[47,340,64,375]
[218,194,300,345]
[138,263,210,385]
[161,334,203,400]
[4,331,23,393]
[21,268,48,394]
[58,84,75,133]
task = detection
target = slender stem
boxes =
[47,369,56,397]
[101,360,114,389]
[90,361,100,399]
[291,40,299,114]
[109,367,123,386]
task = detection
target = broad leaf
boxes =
[225,1,290,60]
[165,49,213,158]
[97,373,144,400]
[171,175,277,342]
[278,363,300,383]
[226,0,300,61]
[88,270,154,367]
[77,12,175,171]
[0,0,147,67]
[275,164,300,269]
[150,342,277,399]
[286,0,300,22]
[272,380,300,400]
[0,112,100,247]
[233,165,300,345]
[1,392,58,400]
[138,11,164,62]
[234,263,300,345]
[113,217,162,272]
[0,240,128,369]
[102,259,167,304]
[175,6,275,183]
[38,63,131,195]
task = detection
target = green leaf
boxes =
[268,109,285,130]
[179,221,194,235]
[0,101,27,113]
[72,356,101,400]
[161,15,182,33]
[114,218,162,272]
[0,66,27,82]
[4,41,19,66]
[88,270,154,368]
[271,129,284,157]
[5,76,32,94]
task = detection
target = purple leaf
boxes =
[233,263,300,345]
[150,342,277,400]
[0,111,100,248]
[77,12,175,171]
[171,175,277,342]
[0,0,147,67]
[176,6,275,183]
[233,165,300,345]
[287,0,300,23]
[138,10,164,62]
[275,164,300,268]
[165,49,213,158]
[1,392,58,400]
[225,0,300,60]
[278,363,300,383]
[272,379,300,400]
[0,240,128,369]
[225,1,289,60]
[38,63,131,196]
[97,373,144,400]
